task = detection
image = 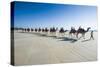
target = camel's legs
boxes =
[60,33,65,37]
[73,33,76,38]
[59,33,61,37]
[69,33,72,38]
[76,33,79,38]
[62,33,65,37]
[82,34,85,39]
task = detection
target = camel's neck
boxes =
[86,28,90,32]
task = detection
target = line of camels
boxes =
[13,26,91,39]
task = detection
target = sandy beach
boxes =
[14,31,97,66]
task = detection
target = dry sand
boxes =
[14,31,97,66]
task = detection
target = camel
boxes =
[38,28,41,32]
[42,28,45,32]
[31,28,34,32]
[25,28,27,32]
[76,27,91,39]
[50,27,58,36]
[69,27,76,37]
[44,27,49,32]
[27,28,30,32]
[35,28,38,32]
[59,27,68,37]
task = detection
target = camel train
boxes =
[14,26,91,39]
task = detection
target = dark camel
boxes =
[59,27,68,37]
[38,28,41,32]
[69,27,76,37]
[50,27,58,36]
[35,28,38,32]
[76,27,91,38]
[31,28,34,32]
[42,28,45,32]
[44,27,49,32]
[44,27,49,35]
[27,28,30,32]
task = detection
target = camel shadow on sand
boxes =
[30,32,78,43]
[56,37,78,43]
[26,32,57,38]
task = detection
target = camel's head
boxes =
[88,27,91,29]
[86,27,91,32]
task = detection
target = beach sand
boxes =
[13,31,97,66]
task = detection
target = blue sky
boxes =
[13,1,98,30]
